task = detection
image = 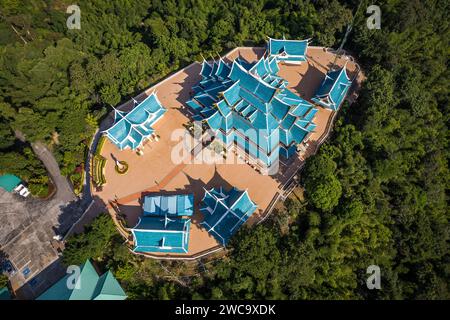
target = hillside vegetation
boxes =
[0,0,448,299]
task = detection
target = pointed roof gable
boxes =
[131,193,193,254]
[312,65,352,110]
[0,174,21,192]
[200,186,258,245]
[143,194,194,217]
[200,59,213,78]
[92,271,127,300]
[68,259,100,300]
[37,260,127,300]
[268,37,309,60]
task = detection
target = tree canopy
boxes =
[2,0,449,299]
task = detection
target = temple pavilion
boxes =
[130,194,193,254]
[186,49,317,172]
[104,92,166,150]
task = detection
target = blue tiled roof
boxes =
[37,260,126,300]
[0,287,11,300]
[105,93,166,150]
[200,186,257,245]
[312,66,352,110]
[0,174,21,192]
[132,193,195,254]
[143,194,194,217]
[132,216,190,253]
[215,58,232,79]
[200,60,213,78]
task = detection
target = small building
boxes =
[267,37,309,64]
[37,259,127,300]
[0,287,12,300]
[0,174,21,192]
[200,186,258,246]
[0,174,30,197]
[143,193,194,217]
[312,65,352,111]
[104,92,166,150]
[131,216,191,254]
[131,194,193,254]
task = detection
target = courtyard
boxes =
[93,46,362,258]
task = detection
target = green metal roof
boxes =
[37,260,127,300]
[0,174,21,192]
[92,271,127,300]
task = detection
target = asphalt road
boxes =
[31,141,76,203]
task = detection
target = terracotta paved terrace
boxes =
[93,46,362,258]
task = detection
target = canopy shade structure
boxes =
[131,216,191,253]
[37,259,126,300]
[200,186,257,246]
[186,56,317,169]
[312,65,352,111]
[0,174,21,192]
[104,92,167,150]
[268,37,309,64]
[143,194,194,217]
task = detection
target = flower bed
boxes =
[115,160,129,175]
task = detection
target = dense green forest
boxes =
[1,0,449,299]
[0,0,351,194]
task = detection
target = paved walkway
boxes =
[109,163,187,207]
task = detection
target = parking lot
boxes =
[0,188,84,298]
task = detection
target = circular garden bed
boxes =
[115,161,129,175]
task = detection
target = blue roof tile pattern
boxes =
[143,194,194,217]
[105,93,166,150]
[200,186,257,245]
[186,55,317,167]
[131,193,194,254]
